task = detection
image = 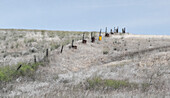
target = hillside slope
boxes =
[0,29,170,97]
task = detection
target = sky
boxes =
[0,0,170,35]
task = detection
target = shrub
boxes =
[16,63,41,77]
[0,62,41,82]
[18,64,34,76]
[87,77,102,89]
[104,79,128,89]
[86,77,137,90]
[0,66,15,82]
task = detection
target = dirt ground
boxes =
[0,29,170,98]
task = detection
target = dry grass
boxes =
[0,29,170,97]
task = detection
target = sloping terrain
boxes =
[0,29,170,97]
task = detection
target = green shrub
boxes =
[87,77,102,89]
[31,62,41,70]
[18,64,34,76]
[86,77,136,90]
[16,63,41,77]
[104,79,128,89]
[0,62,41,82]
[0,66,15,82]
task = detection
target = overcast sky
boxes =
[0,0,170,35]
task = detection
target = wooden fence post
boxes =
[46,49,48,57]
[99,29,102,36]
[105,27,109,37]
[17,64,22,71]
[91,32,93,39]
[83,33,85,40]
[82,33,87,43]
[111,29,113,34]
[99,29,102,41]
[105,27,107,34]
[61,45,64,53]
[122,27,126,33]
[91,32,95,42]
[72,40,74,47]
[71,40,77,49]
[34,55,36,63]
[114,27,116,33]
[116,27,119,33]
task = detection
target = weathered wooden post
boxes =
[99,29,102,41]
[46,49,48,57]
[116,27,119,33]
[83,33,84,40]
[71,40,77,49]
[91,32,95,42]
[17,64,22,71]
[72,40,74,47]
[114,27,116,33]
[124,28,125,32]
[105,27,107,34]
[105,27,109,37]
[99,29,102,36]
[60,45,64,53]
[122,27,126,33]
[110,29,113,34]
[34,55,36,63]
[82,33,87,44]
[91,32,93,39]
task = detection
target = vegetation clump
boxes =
[0,62,41,82]
[85,77,138,90]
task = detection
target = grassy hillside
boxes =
[0,29,170,97]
